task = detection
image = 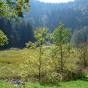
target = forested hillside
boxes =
[0,0,88,48]
[0,18,34,48]
[29,0,88,31]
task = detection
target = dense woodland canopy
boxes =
[29,0,88,30]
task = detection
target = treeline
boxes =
[29,0,88,31]
[0,20,88,48]
[0,18,34,48]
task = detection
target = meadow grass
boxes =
[0,80,88,88]
[0,48,38,64]
[0,48,40,78]
[0,48,88,88]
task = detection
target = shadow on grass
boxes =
[81,77,88,81]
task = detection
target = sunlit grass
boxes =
[0,48,38,64]
[0,80,88,88]
[0,48,88,88]
[0,48,43,78]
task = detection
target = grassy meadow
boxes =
[0,80,88,88]
[0,48,39,78]
[0,48,88,88]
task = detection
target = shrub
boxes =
[43,72,62,84]
[26,41,36,49]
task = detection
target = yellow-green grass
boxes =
[0,48,39,78]
[0,48,38,64]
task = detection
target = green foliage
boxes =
[0,0,30,18]
[17,0,30,17]
[45,72,62,84]
[34,27,48,82]
[0,1,16,18]
[0,30,8,46]
[34,27,48,45]
[53,24,71,45]
[52,24,71,74]
[0,25,88,84]
[26,41,36,49]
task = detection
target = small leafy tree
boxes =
[53,24,71,73]
[34,27,48,82]
[0,30,8,47]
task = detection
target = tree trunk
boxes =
[60,44,64,73]
[38,46,42,82]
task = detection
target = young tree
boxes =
[34,27,48,82]
[53,24,71,73]
[0,30,8,47]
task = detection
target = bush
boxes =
[26,41,36,49]
[42,72,62,84]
